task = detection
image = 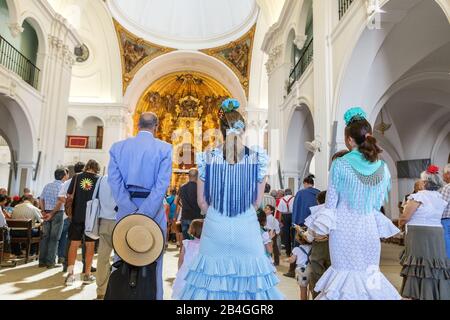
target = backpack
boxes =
[104,260,158,300]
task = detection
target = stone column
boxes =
[312,0,334,190]
[103,111,128,173]
[266,54,291,189]
[35,16,79,192]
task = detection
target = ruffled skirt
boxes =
[400,225,450,300]
[178,207,284,300]
[306,206,401,300]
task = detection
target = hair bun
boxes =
[307,174,315,179]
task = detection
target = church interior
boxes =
[0,0,449,300]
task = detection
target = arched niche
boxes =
[0,94,36,194]
[283,103,314,192]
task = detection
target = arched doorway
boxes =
[283,104,314,193]
[0,134,12,193]
[134,71,232,188]
[0,95,35,195]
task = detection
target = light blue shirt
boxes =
[40,180,64,211]
[98,176,117,220]
[108,131,173,223]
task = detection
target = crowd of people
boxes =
[0,102,449,300]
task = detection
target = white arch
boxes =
[435,0,450,23]
[333,0,450,130]
[18,11,48,57]
[81,115,105,127]
[369,71,450,124]
[123,50,247,114]
[283,103,314,190]
[431,122,450,164]
[0,93,36,163]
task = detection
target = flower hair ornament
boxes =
[426,165,439,175]
[344,107,367,126]
[218,98,246,135]
[220,98,240,114]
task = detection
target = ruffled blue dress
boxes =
[178,147,284,300]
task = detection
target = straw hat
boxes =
[112,214,164,267]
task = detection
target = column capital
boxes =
[8,23,24,37]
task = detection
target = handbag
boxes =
[65,174,78,219]
[85,176,102,240]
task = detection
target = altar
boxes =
[134,72,232,189]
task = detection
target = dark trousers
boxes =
[309,240,331,298]
[281,213,294,256]
[181,220,192,240]
[272,234,280,265]
[58,218,70,260]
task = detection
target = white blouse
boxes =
[407,190,447,227]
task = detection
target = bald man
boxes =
[108,112,173,300]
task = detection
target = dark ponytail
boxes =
[345,119,382,162]
[303,174,315,186]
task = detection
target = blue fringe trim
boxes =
[204,152,260,217]
[330,158,391,214]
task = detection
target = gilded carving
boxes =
[134,72,232,185]
[201,25,256,97]
[114,19,176,94]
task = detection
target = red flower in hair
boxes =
[427,165,439,175]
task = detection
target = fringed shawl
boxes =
[330,152,391,214]
[198,148,268,217]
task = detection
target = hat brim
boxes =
[112,214,164,267]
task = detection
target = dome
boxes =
[107,0,258,49]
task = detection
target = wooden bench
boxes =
[6,219,41,263]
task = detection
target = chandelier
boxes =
[374,110,391,135]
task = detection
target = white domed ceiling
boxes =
[107,0,258,49]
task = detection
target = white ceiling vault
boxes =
[107,0,259,50]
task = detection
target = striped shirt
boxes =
[441,183,450,219]
[40,180,64,211]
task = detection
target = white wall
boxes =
[263,0,450,218]
[0,145,10,190]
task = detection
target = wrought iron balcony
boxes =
[287,37,313,95]
[0,34,40,89]
[339,0,355,20]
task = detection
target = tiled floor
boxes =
[0,243,403,300]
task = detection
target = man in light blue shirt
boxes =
[96,176,117,300]
[108,112,172,300]
[39,168,68,268]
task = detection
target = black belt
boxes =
[129,191,150,199]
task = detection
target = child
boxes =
[289,230,312,300]
[306,191,331,299]
[264,205,281,266]
[172,219,203,300]
[257,210,274,260]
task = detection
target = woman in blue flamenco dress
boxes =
[178,99,284,300]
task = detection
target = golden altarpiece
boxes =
[134,72,232,188]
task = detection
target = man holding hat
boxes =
[108,112,172,300]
